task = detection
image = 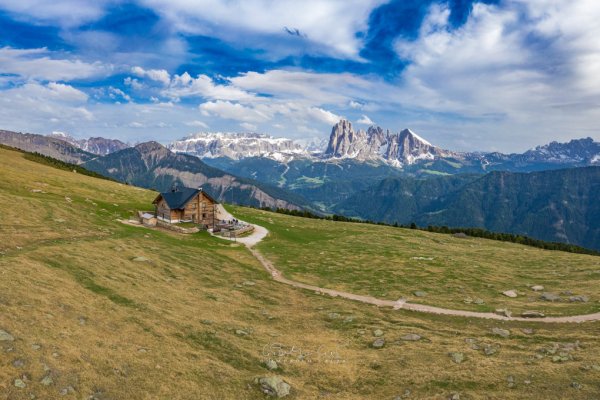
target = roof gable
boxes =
[153,187,219,209]
[156,187,199,210]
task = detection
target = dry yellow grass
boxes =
[1,146,600,399]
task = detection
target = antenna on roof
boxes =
[171,183,178,193]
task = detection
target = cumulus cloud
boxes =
[131,66,171,86]
[163,72,254,101]
[0,47,108,81]
[357,115,374,125]
[391,0,600,150]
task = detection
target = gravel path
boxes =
[225,220,600,324]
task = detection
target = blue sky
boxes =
[0,0,599,152]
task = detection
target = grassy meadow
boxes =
[1,146,600,399]
[233,207,600,317]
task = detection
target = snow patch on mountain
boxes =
[168,132,311,161]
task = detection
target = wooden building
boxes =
[153,186,218,227]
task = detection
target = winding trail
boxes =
[217,218,600,324]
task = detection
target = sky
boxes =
[1,0,599,152]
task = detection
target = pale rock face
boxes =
[324,120,454,166]
[47,132,129,155]
[169,132,309,161]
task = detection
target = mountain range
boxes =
[1,123,599,249]
[0,129,305,210]
[48,132,130,156]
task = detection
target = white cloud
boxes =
[305,107,342,125]
[139,0,386,59]
[0,47,108,81]
[164,72,254,101]
[239,122,257,131]
[185,120,209,129]
[389,0,600,150]
[0,0,112,27]
[131,66,171,86]
[0,81,94,133]
[124,77,144,90]
[357,115,374,125]
[108,87,131,102]
[230,70,376,105]
[199,100,270,123]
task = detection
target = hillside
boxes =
[81,141,308,211]
[0,130,94,164]
[336,167,600,250]
[2,146,600,399]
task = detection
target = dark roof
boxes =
[153,187,218,209]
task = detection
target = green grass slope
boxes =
[2,146,600,399]
[233,207,600,317]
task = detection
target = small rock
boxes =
[357,329,366,335]
[531,285,544,291]
[327,312,340,320]
[474,298,485,305]
[449,352,464,364]
[540,292,562,302]
[491,328,510,338]
[448,394,460,400]
[257,376,291,398]
[372,338,385,348]
[453,232,468,238]
[507,375,516,388]
[40,375,53,386]
[31,344,41,350]
[265,359,278,370]
[0,329,15,341]
[571,382,583,390]
[235,329,249,336]
[401,334,421,341]
[14,379,26,388]
[521,311,545,318]
[522,328,534,335]
[483,345,498,356]
[569,295,589,303]
[242,281,256,286]
[373,329,384,337]
[413,291,427,297]
[495,308,512,318]
[12,359,24,368]
[502,290,518,298]
[132,256,149,262]
[60,386,76,396]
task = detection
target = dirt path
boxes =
[222,221,600,324]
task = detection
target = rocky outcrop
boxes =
[324,120,457,166]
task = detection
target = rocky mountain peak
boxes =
[168,131,308,161]
[324,120,446,165]
[47,132,129,155]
